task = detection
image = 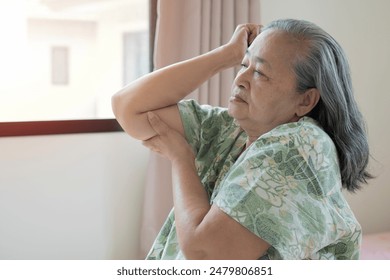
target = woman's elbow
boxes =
[111,93,144,140]
[111,92,121,119]
[181,242,208,260]
[179,233,216,260]
[111,92,127,128]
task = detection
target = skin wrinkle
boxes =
[228,29,319,148]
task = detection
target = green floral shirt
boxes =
[146,99,361,260]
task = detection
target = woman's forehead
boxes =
[249,30,303,66]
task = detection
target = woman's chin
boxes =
[228,103,244,119]
[227,105,237,119]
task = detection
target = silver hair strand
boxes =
[263,19,373,192]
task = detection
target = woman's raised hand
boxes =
[225,23,262,66]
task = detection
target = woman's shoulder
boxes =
[243,116,339,171]
[178,99,232,123]
[256,116,334,148]
[178,99,238,136]
[178,99,241,154]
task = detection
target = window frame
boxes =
[0,0,157,137]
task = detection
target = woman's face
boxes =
[228,29,304,138]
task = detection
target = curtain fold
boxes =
[138,0,260,259]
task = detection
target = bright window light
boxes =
[0,0,149,122]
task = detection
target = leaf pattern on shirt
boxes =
[146,100,362,260]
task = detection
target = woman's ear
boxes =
[296,88,320,117]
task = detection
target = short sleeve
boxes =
[213,120,348,259]
[178,99,234,157]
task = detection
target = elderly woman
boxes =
[112,19,371,260]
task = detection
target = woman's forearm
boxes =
[111,45,237,139]
[115,46,235,111]
[170,157,211,259]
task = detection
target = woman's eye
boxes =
[255,69,269,80]
[239,64,268,80]
[254,70,263,76]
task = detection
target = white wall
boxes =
[261,0,390,234]
[0,132,149,259]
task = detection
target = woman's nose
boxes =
[234,67,250,90]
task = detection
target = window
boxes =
[52,46,69,85]
[123,32,149,86]
[0,0,156,136]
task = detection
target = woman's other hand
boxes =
[143,112,195,165]
[225,23,262,66]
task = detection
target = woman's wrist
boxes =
[216,44,242,69]
[171,152,196,172]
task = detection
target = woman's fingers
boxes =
[234,23,262,43]
[144,111,192,161]
[142,136,161,154]
[247,24,262,46]
[142,112,168,154]
[147,111,169,135]
[227,23,263,64]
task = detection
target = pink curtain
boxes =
[138,0,260,259]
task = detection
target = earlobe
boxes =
[297,88,320,117]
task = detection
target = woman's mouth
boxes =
[230,93,247,103]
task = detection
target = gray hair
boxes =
[263,19,372,192]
